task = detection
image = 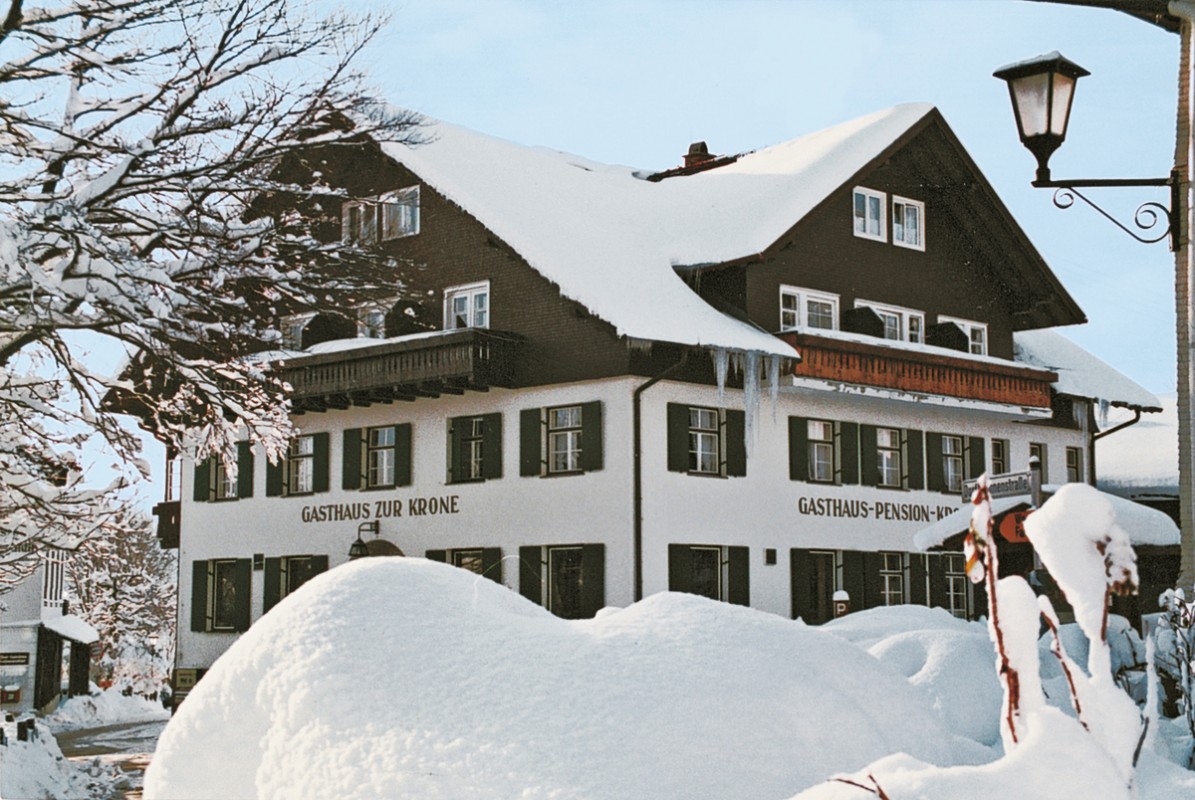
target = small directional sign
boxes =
[962,471,1032,502]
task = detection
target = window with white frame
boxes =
[991,438,1009,475]
[287,436,315,495]
[853,187,886,241]
[876,428,903,488]
[1029,442,1047,480]
[807,420,835,483]
[357,306,387,339]
[892,196,925,250]
[367,426,397,488]
[943,553,968,618]
[1066,446,1084,483]
[548,406,583,474]
[857,300,924,344]
[689,407,720,474]
[942,435,964,494]
[880,552,905,606]
[444,282,490,330]
[939,316,988,355]
[342,186,420,245]
[215,458,238,500]
[779,286,839,332]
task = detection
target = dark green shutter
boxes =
[972,579,988,621]
[790,549,812,620]
[481,547,503,583]
[190,561,209,631]
[263,558,281,613]
[519,409,542,477]
[724,410,747,477]
[312,433,330,493]
[861,552,884,609]
[447,418,463,484]
[482,413,503,480]
[580,401,603,472]
[667,404,690,473]
[193,458,212,502]
[519,545,542,604]
[859,425,878,487]
[236,442,254,499]
[265,458,284,497]
[789,417,808,481]
[342,429,362,490]
[395,423,412,486]
[233,558,252,632]
[311,555,328,576]
[967,437,986,479]
[908,553,927,606]
[926,433,945,492]
[579,543,605,617]
[727,546,750,606]
[841,550,865,610]
[425,549,447,562]
[906,429,925,491]
[668,544,692,593]
[839,422,860,485]
[927,554,949,610]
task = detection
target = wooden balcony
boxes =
[779,331,1057,409]
[276,328,522,413]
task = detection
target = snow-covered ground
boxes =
[144,551,1195,800]
[45,687,170,733]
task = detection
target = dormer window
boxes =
[444,282,490,330]
[856,300,924,344]
[779,286,839,331]
[342,185,420,245]
[938,316,988,355]
[279,313,315,350]
[892,196,925,250]
[357,305,388,339]
[853,187,886,242]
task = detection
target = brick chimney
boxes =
[683,141,713,169]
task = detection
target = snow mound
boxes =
[146,558,992,800]
[45,687,170,733]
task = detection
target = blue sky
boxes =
[361,0,1179,394]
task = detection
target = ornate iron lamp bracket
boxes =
[1032,169,1180,249]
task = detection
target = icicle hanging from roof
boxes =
[713,347,729,407]
[767,353,781,421]
[743,350,761,455]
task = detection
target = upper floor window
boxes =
[1066,446,1084,483]
[857,300,924,344]
[343,425,412,490]
[288,436,315,495]
[941,435,964,494]
[876,427,903,488]
[853,187,886,242]
[342,186,420,245]
[448,413,502,483]
[991,438,1009,475]
[444,282,490,330]
[666,403,747,478]
[193,443,254,503]
[280,312,315,350]
[892,196,925,251]
[367,426,398,488]
[266,433,330,498]
[357,306,387,339]
[520,402,603,477]
[779,286,839,332]
[1029,442,1048,480]
[938,316,988,356]
[807,420,835,483]
[880,552,905,606]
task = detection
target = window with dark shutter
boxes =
[724,410,746,478]
[727,546,749,606]
[518,545,542,604]
[312,433,330,492]
[579,401,603,472]
[342,428,363,490]
[788,417,808,481]
[236,442,254,499]
[859,426,879,487]
[193,459,213,502]
[839,422,860,485]
[579,543,605,617]
[667,404,692,473]
[190,561,209,631]
[519,409,543,477]
[925,432,945,492]
[967,437,986,480]
[906,429,925,490]
[263,558,282,613]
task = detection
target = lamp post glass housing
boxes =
[994,51,1089,183]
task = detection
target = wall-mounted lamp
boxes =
[348,520,378,560]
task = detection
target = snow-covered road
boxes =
[57,719,166,799]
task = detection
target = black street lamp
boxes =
[348,521,378,560]
[994,52,1179,246]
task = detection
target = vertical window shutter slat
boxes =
[839,423,860,485]
[425,549,447,562]
[724,410,747,477]
[790,549,812,621]
[446,417,461,484]
[862,551,884,609]
[908,553,928,606]
[580,543,605,617]
[727,546,750,606]
[263,558,281,613]
[193,458,212,502]
[518,545,542,605]
[482,547,503,583]
[925,433,945,492]
[519,409,542,477]
[342,429,362,490]
[666,404,690,473]
[927,554,948,610]
[311,555,329,575]
[483,413,503,480]
[840,550,865,611]
[190,561,209,632]
[972,579,988,622]
[236,442,254,499]
[312,433,330,493]
[668,544,692,593]
[788,417,808,482]
[967,437,986,479]
[580,401,603,472]
[395,424,413,487]
[906,429,925,491]
[265,457,283,497]
[233,558,252,632]
[859,425,878,487]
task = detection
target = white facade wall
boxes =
[0,566,46,713]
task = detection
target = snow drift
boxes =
[145,558,992,800]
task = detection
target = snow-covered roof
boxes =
[1013,329,1160,410]
[379,104,939,358]
[41,614,99,645]
[1097,392,1178,494]
[913,486,1179,551]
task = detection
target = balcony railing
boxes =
[780,331,1057,409]
[275,328,522,413]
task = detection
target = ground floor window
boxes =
[879,552,905,606]
[668,544,750,606]
[262,555,329,614]
[790,549,837,624]
[191,558,251,632]
[518,543,605,619]
[942,553,969,619]
[425,547,504,584]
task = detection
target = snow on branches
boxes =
[0,0,423,570]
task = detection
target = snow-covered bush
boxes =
[1154,587,1195,763]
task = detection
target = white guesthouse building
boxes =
[151,103,1162,703]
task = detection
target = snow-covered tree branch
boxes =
[0,0,422,577]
